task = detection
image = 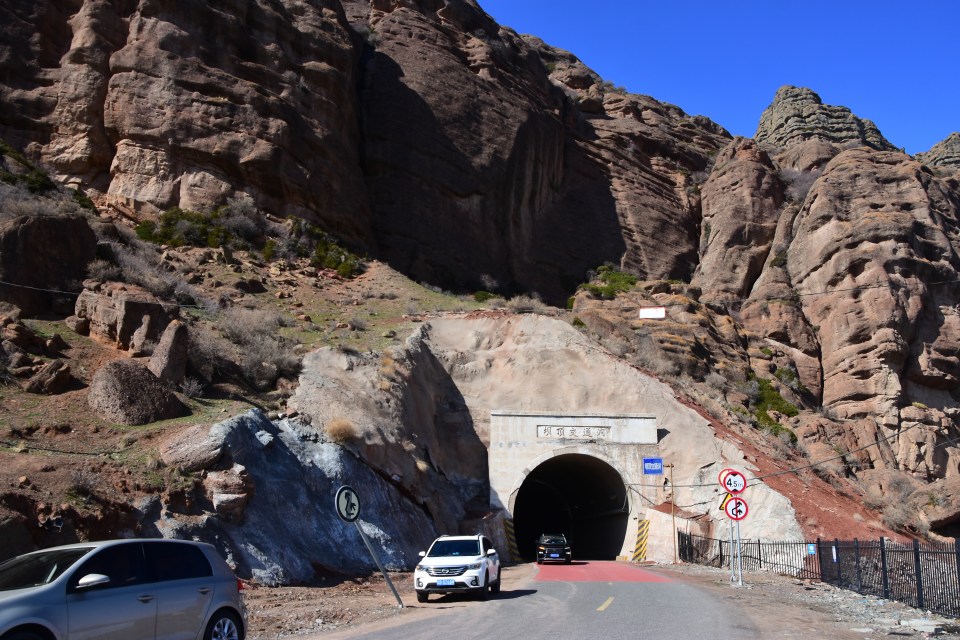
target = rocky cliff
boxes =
[917,132,960,170]
[755,86,897,152]
[0,0,372,244]
[1,0,731,305]
[2,0,960,576]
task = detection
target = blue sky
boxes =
[478,1,958,154]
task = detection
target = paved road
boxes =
[321,561,760,640]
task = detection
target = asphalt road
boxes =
[321,561,760,640]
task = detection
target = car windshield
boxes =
[428,540,480,557]
[0,548,94,591]
[541,536,566,545]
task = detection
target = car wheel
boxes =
[416,591,429,603]
[204,609,243,640]
[491,573,501,594]
[536,558,542,564]
[477,572,490,600]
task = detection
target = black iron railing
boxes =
[678,532,960,617]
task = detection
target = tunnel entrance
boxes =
[513,454,629,562]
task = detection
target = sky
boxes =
[477,1,959,155]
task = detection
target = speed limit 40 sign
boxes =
[718,468,747,494]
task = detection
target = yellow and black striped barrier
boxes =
[504,519,520,563]
[631,519,650,562]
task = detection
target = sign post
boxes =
[335,486,404,609]
[717,470,748,586]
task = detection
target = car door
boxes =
[482,537,499,583]
[66,543,157,640]
[145,542,215,640]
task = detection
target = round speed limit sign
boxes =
[718,468,747,494]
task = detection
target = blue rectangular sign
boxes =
[642,457,664,475]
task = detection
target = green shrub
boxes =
[23,169,56,194]
[135,207,227,248]
[72,188,96,211]
[751,375,799,430]
[774,366,808,393]
[262,238,277,262]
[474,291,495,303]
[571,317,585,328]
[0,139,55,194]
[580,265,637,299]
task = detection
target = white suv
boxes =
[414,534,501,602]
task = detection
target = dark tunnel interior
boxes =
[512,454,629,561]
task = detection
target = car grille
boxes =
[424,565,467,577]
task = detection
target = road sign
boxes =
[639,306,666,319]
[807,543,816,556]
[724,496,748,521]
[335,485,361,522]
[333,486,403,608]
[642,457,664,475]
[718,468,747,494]
[719,492,732,511]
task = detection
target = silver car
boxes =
[0,539,246,640]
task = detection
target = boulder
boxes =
[87,359,188,425]
[74,283,179,350]
[64,316,90,335]
[203,463,254,521]
[2,322,41,353]
[159,424,225,472]
[148,320,189,386]
[24,359,72,395]
[0,302,21,326]
[0,215,97,316]
[129,315,153,356]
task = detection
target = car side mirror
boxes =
[418,550,426,558]
[486,549,497,556]
[77,573,110,589]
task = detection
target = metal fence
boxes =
[678,532,960,617]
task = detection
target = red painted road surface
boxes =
[534,561,672,583]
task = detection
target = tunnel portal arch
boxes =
[488,411,660,562]
[513,453,629,561]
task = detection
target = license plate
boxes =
[550,553,559,558]
[437,578,455,586]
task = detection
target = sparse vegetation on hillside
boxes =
[325,416,359,443]
[0,138,56,194]
[749,374,799,440]
[580,265,638,299]
[781,167,822,202]
[134,204,365,279]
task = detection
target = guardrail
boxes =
[678,532,960,617]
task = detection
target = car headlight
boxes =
[466,562,481,570]
[415,564,425,572]
[537,546,545,551]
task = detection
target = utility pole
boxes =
[666,463,677,564]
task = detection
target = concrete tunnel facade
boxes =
[488,411,661,562]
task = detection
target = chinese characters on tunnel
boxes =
[537,425,612,440]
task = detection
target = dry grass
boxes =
[325,416,359,443]
[506,294,549,314]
